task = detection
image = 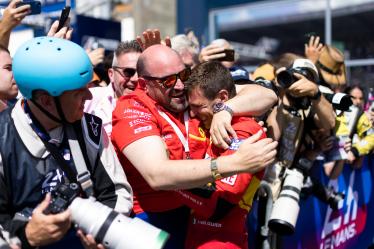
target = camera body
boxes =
[44,183,80,215]
[277,59,319,89]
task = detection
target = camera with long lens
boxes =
[268,157,313,236]
[322,92,353,112]
[276,59,319,110]
[307,178,345,210]
[45,183,169,249]
[277,59,319,89]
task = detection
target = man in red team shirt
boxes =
[111,44,278,248]
[178,61,265,249]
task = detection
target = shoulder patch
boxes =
[82,113,102,149]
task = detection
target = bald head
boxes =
[137,45,184,77]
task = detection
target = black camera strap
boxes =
[41,138,78,184]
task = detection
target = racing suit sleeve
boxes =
[92,129,133,215]
[176,120,266,219]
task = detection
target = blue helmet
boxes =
[13,36,93,99]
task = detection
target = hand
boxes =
[319,135,335,152]
[346,150,356,164]
[87,48,105,66]
[235,130,278,174]
[198,44,225,63]
[210,110,236,149]
[136,29,171,50]
[25,194,72,246]
[343,137,352,152]
[287,73,319,98]
[47,19,73,40]
[305,36,323,64]
[1,0,30,30]
[77,229,105,249]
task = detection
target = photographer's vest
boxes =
[0,105,102,219]
[277,103,310,168]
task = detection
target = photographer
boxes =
[0,37,132,249]
[259,54,335,236]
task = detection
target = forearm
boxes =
[0,27,11,48]
[140,155,244,190]
[312,96,335,130]
[227,84,277,117]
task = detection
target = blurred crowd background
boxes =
[3,0,373,93]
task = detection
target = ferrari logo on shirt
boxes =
[189,127,207,141]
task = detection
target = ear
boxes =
[38,94,55,112]
[108,68,115,83]
[138,77,147,91]
[217,89,229,102]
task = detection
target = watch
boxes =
[212,102,234,116]
[210,158,222,181]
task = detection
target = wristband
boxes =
[311,89,321,100]
[210,158,222,181]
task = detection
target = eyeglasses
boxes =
[142,67,191,89]
[113,66,136,78]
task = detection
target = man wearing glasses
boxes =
[85,40,142,136]
[111,44,278,249]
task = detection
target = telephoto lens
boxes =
[70,197,169,249]
[268,168,304,235]
[322,92,352,111]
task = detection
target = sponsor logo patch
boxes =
[134,125,152,134]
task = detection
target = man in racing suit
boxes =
[179,61,266,248]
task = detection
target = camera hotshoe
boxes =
[45,183,169,249]
[277,59,319,89]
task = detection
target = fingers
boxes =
[313,36,320,47]
[47,20,59,36]
[8,0,20,8]
[211,126,230,149]
[225,123,237,140]
[77,230,103,249]
[14,4,30,13]
[34,193,51,214]
[246,130,263,143]
[153,29,161,43]
[308,35,315,47]
[164,36,172,48]
[136,36,144,49]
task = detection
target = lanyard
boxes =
[158,109,190,159]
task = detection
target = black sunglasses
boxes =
[113,66,136,78]
[142,67,191,89]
